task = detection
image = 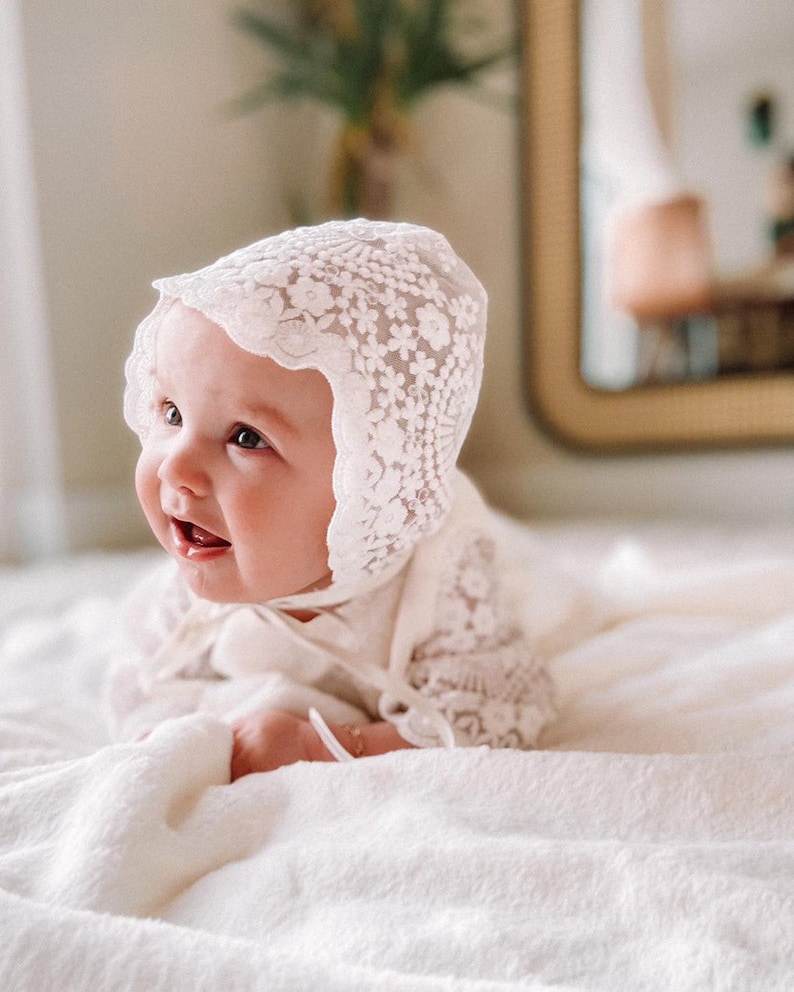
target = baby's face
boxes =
[136,302,336,603]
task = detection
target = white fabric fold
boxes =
[0,713,793,991]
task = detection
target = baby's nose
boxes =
[157,436,210,496]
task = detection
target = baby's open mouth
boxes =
[173,518,231,550]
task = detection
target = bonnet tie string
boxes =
[146,598,456,753]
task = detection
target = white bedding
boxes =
[1,519,793,991]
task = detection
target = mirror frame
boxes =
[518,0,794,451]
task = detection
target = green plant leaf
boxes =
[233,9,309,61]
[232,0,516,120]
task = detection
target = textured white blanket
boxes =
[1,522,793,991]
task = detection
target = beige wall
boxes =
[20,0,304,546]
[19,0,794,552]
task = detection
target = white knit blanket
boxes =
[1,521,793,991]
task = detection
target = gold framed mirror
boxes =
[519,0,794,450]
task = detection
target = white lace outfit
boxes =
[111,220,555,750]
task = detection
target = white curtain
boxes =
[0,0,66,561]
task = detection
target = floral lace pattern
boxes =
[390,533,556,749]
[124,220,487,593]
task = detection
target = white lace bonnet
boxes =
[124,219,487,595]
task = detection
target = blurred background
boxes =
[2,0,792,564]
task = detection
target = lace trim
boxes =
[388,533,555,748]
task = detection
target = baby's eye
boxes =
[163,402,182,427]
[232,426,270,450]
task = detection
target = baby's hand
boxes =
[230,709,320,780]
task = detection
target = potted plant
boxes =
[233,0,513,218]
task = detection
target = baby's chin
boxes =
[174,556,332,605]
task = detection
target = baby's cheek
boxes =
[134,451,159,515]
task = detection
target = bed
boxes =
[1,515,793,991]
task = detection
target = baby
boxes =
[108,219,555,777]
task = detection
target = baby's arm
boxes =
[230,710,414,779]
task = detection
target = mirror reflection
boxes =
[580,0,794,390]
